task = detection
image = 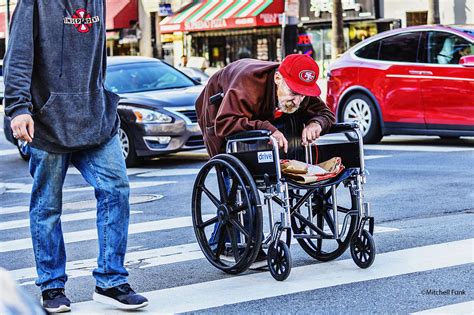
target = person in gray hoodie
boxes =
[4,0,148,312]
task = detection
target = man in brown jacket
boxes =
[195,54,335,157]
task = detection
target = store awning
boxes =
[106,0,138,30]
[160,0,284,33]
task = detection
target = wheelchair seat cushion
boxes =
[281,157,345,184]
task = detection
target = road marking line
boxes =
[72,239,473,314]
[411,301,473,314]
[0,210,143,231]
[0,149,19,156]
[0,215,213,253]
[0,180,176,194]
[365,144,474,152]
[11,226,399,284]
[0,194,163,215]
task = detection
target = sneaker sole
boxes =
[92,292,149,310]
[40,297,71,313]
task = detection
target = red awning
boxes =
[106,0,138,30]
[160,0,284,33]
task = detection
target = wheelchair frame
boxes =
[192,121,376,281]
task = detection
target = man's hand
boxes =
[302,121,322,146]
[11,114,34,143]
[271,129,288,153]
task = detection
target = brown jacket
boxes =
[195,59,335,157]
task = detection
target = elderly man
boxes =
[195,54,335,264]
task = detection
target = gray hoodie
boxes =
[4,0,120,153]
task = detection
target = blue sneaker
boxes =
[93,283,148,310]
[41,288,71,313]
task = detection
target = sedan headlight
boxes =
[130,107,173,123]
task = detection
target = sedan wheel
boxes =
[118,127,141,167]
[341,93,382,144]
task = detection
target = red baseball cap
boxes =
[278,54,321,97]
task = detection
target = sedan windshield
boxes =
[106,62,196,93]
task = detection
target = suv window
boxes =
[379,32,421,62]
[426,31,473,64]
[354,40,380,60]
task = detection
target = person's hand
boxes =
[11,114,34,143]
[271,129,288,153]
[302,121,322,146]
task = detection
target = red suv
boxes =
[327,25,474,143]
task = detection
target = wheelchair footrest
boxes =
[293,233,335,240]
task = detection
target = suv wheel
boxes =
[341,93,382,144]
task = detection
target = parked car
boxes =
[3,57,205,166]
[327,25,474,143]
[177,67,210,84]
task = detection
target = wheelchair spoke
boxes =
[228,179,238,204]
[198,216,219,229]
[215,166,228,204]
[229,218,250,239]
[200,185,221,207]
[323,211,343,245]
[230,204,248,216]
[226,224,240,261]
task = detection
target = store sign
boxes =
[300,0,375,22]
[159,3,173,17]
[260,13,280,24]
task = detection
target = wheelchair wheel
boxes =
[192,155,262,274]
[291,184,358,262]
[350,229,376,269]
[267,240,292,281]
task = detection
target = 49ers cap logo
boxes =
[63,9,100,33]
[299,70,316,83]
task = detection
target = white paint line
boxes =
[0,149,19,156]
[412,301,474,314]
[12,225,398,284]
[72,239,474,314]
[0,181,176,194]
[0,210,142,231]
[365,144,474,152]
[137,168,203,178]
[67,168,161,176]
[365,155,392,160]
[0,215,213,253]
[0,194,163,215]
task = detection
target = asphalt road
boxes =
[0,113,473,314]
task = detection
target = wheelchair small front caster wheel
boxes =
[267,240,292,281]
[350,229,376,269]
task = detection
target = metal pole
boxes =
[5,0,11,49]
[280,0,287,59]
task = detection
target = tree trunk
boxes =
[427,0,440,24]
[331,0,344,60]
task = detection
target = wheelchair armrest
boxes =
[326,122,360,134]
[226,130,273,141]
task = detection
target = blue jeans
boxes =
[28,135,130,291]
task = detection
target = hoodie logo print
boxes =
[63,9,100,33]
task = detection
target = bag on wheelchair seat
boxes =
[280,157,345,184]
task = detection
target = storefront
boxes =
[160,0,285,67]
[299,0,400,76]
[105,0,140,56]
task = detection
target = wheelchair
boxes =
[191,115,375,281]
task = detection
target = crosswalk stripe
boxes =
[0,149,19,156]
[0,194,163,215]
[0,180,175,194]
[0,215,213,253]
[365,144,473,152]
[411,301,473,314]
[0,210,143,231]
[72,239,473,314]
[11,226,399,284]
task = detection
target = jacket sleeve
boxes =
[302,97,336,133]
[214,88,278,138]
[3,0,36,119]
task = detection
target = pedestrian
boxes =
[195,54,335,264]
[3,0,148,312]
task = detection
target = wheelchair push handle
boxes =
[209,92,224,106]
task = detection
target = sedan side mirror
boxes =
[459,55,474,67]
